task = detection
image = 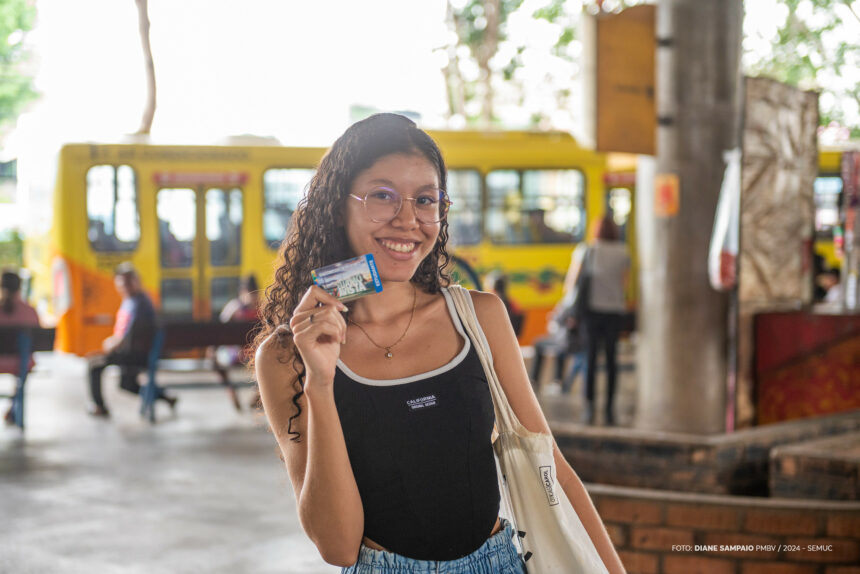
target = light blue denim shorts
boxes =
[341,518,526,574]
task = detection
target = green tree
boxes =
[0,0,37,136]
[441,0,525,126]
[743,0,860,136]
[440,0,648,128]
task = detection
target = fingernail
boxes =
[338,304,348,312]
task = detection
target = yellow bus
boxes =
[21,131,620,354]
[814,146,853,270]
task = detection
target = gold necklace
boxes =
[348,285,417,360]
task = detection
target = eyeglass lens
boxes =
[365,187,446,223]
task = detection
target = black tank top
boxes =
[333,289,499,561]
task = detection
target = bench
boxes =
[139,320,260,423]
[0,326,56,430]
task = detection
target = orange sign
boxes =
[655,173,680,217]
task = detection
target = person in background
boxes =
[567,215,630,425]
[486,272,524,337]
[529,265,588,395]
[812,252,828,302]
[213,274,261,410]
[0,270,40,424]
[86,262,176,417]
[528,310,570,392]
[822,268,842,304]
[219,274,260,324]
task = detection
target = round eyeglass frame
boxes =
[348,188,452,224]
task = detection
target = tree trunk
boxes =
[635,0,743,434]
[476,0,500,126]
[444,1,467,119]
[135,0,156,135]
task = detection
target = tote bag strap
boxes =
[447,285,531,436]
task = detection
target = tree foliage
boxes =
[743,0,860,136]
[443,0,859,136]
[0,0,37,135]
[440,0,646,128]
[443,0,524,125]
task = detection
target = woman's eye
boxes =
[416,195,439,206]
[369,189,396,201]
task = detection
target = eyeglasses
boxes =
[349,186,451,225]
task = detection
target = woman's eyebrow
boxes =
[365,179,440,190]
[366,178,395,187]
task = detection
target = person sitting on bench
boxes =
[86,263,176,417]
[1,269,41,424]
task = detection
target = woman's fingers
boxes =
[290,305,347,333]
[295,285,347,314]
[292,313,346,344]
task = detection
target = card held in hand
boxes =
[311,254,383,302]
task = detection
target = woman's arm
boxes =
[470,291,626,574]
[255,298,364,567]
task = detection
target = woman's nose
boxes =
[391,198,419,226]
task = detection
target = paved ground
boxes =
[1,341,638,573]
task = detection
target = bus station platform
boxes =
[0,347,637,574]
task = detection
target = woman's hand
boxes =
[288,285,348,386]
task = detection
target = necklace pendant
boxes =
[384,350,393,359]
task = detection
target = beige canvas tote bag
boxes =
[448,285,609,574]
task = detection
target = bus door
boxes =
[155,173,246,321]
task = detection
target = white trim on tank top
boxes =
[335,287,471,386]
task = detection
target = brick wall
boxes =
[770,432,860,501]
[586,483,860,574]
[552,410,860,496]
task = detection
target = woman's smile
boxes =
[377,237,420,257]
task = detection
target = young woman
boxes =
[252,114,624,573]
[565,216,631,426]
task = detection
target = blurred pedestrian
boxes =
[529,271,587,395]
[820,268,842,304]
[486,271,524,336]
[212,274,261,410]
[86,262,176,417]
[0,270,40,424]
[528,310,569,391]
[567,215,630,425]
[219,274,260,324]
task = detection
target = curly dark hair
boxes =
[250,113,452,442]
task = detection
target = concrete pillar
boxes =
[635,0,743,434]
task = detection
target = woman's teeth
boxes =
[380,240,416,253]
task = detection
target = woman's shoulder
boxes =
[255,327,295,371]
[462,288,508,327]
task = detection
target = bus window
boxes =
[206,188,242,267]
[263,168,315,249]
[86,165,140,252]
[446,169,482,246]
[487,170,522,243]
[814,176,842,238]
[160,278,193,319]
[157,188,195,268]
[487,169,585,244]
